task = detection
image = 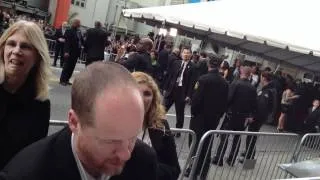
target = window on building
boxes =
[72,0,86,8]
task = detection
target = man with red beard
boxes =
[0,62,157,180]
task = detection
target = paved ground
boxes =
[48,61,317,180]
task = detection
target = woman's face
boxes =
[4,30,37,80]
[138,83,154,115]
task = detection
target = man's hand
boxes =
[246,117,255,124]
[64,53,70,58]
[58,38,65,43]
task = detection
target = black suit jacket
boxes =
[191,69,228,130]
[0,127,158,180]
[84,27,108,60]
[122,51,153,75]
[148,120,180,180]
[164,60,197,99]
[64,27,84,56]
[54,28,66,45]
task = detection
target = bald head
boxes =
[172,48,180,55]
[71,62,139,126]
[240,66,251,79]
[72,19,81,28]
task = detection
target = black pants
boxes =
[60,53,79,83]
[53,44,64,67]
[215,115,246,165]
[189,116,219,179]
[244,121,263,159]
[85,57,103,66]
[164,86,185,128]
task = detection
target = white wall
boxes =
[70,0,110,28]
[129,0,165,7]
[48,0,57,24]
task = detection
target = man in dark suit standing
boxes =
[187,56,228,180]
[212,66,257,166]
[60,19,84,86]
[84,21,108,66]
[121,38,153,75]
[163,47,197,135]
[53,21,68,67]
[0,62,158,180]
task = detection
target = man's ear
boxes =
[68,109,80,134]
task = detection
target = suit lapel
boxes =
[50,127,81,179]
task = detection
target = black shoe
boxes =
[239,158,244,164]
[212,157,223,166]
[175,133,181,138]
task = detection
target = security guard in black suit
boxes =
[163,47,197,134]
[187,56,228,180]
[241,71,274,161]
[213,66,257,166]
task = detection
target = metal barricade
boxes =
[46,39,56,57]
[292,133,320,163]
[49,120,197,180]
[170,128,197,180]
[189,130,300,180]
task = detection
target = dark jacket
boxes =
[84,27,108,60]
[122,51,153,75]
[228,78,257,116]
[304,107,320,133]
[255,82,274,124]
[158,49,170,73]
[54,28,66,45]
[0,76,50,170]
[0,127,158,180]
[191,69,228,130]
[164,60,197,99]
[64,27,84,56]
[148,120,180,180]
[167,53,180,72]
[194,59,208,80]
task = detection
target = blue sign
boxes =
[189,0,201,3]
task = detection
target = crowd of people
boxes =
[0,15,319,180]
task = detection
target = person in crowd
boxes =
[167,48,181,72]
[0,20,51,169]
[187,55,228,180]
[231,58,242,82]
[250,65,260,88]
[163,47,197,137]
[121,38,153,75]
[240,71,274,162]
[60,19,84,86]
[212,66,257,166]
[132,72,180,180]
[277,85,300,132]
[84,21,108,66]
[158,43,172,79]
[150,50,162,84]
[53,21,67,67]
[195,51,208,78]
[303,98,320,133]
[220,60,231,82]
[0,62,158,180]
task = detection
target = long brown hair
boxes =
[132,72,165,129]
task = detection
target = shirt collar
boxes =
[71,134,110,180]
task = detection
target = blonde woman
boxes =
[0,20,51,169]
[132,72,181,180]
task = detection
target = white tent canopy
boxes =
[123,0,320,72]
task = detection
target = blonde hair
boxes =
[132,72,165,129]
[0,20,51,101]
